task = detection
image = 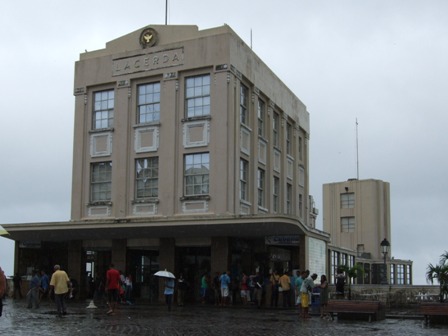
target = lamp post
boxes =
[380,238,390,284]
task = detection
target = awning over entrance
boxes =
[2,215,329,243]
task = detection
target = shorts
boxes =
[108,289,119,302]
[301,292,309,308]
[240,289,250,300]
[221,287,229,297]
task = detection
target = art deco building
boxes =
[323,178,412,285]
[4,24,328,300]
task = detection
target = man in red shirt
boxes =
[105,264,120,315]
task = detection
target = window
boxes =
[286,122,292,155]
[240,159,249,201]
[257,168,265,207]
[257,99,265,137]
[341,217,355,232]
[298,194,303,218]
[341,193,355,208]
[184,153,209,196]
[136,157,159,199]
[390,264,395,285]
[273,112,280,148]
[396,264,404,285]
[273,176,279,213]
[298,136,303,161]
[406,265,411,285]
[240,84,248,125]
[93,90,114,129]
[138,83,161,123]
[286,183,292,214]
[91,162,112,202]
[185,74,210,118]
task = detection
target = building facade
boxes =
[323,178,412,285]
[4,25,328,301]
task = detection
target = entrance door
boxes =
[176,247,211,303]
[127,249,159,302]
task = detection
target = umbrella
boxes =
[154,269,175,279]
[0,225,8,236]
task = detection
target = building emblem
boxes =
[140,28,158,48]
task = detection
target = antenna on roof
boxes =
[356,118,360,179]
[250,29,253,49]
[165,0,168,25]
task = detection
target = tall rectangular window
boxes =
[257,168,265,207]
[136,157,159,199]
[298,136,303,161]
[184,153,209,196]
[341,193,355,208]
[240,84,249,126]
[273,112,280,148]
[91,162,112,202]
[341,217,355,232]
[286,122,292,155]
[286,183,292,214]
[390,264,395,285]
[93,90,114,129]
[138,83,161,123]
[257,99,265,137]
[273,176,279,213]
[240,159,249,201]
[406,265,411,285]
[396,265,404,285]
[185,74,210,118]
[298,194,303,218]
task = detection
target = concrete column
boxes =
[67,240,83,288]
[211,237,229,275]
[111,239,127,272]
[158,238,175,302]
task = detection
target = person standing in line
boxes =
[219,271,231,306]
[125,273,133,304]
[300,271,317,318]
[27,270,41,309]
[0,267,6,317]
[177,273,187,307]
[295,271,304,307]
[49,265,71,318]
[212,272,221,306]
[200,272,209,303]
[105,264,120,315]
[13,272,22,299]
[39,270,50,301]
[335,268,346,299]
[240,272,250,305]
[319,274,329,319]
[164,277,175,311]
[279,270,291,308]
[252,271,264,308]
[269,270,280,307]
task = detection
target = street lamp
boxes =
[380,238,390,284]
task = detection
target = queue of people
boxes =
[1,264,345,320]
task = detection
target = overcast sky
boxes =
[1,0,447,284]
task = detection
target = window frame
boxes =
[184,152,210,196]
[257,168,265,207]
[135,157,159,199]
[93,90,114,130]
[341,216,355,232]
[240,84,249,126]
[341,193,355,208]
[90,161,112,202]
[137,82,161,124]
[240,158,249,201]
[185,74,211,118]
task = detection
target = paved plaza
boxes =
[1,298,447,336]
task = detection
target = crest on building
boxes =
[139,28,158,48]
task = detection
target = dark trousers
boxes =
[282,290,291,307]
[0,298,3,317]
[54,294,67,316]
[165,294,173,311]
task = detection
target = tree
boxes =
[339,263,364,300]
[426,251,448,303]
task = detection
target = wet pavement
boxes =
[1,298,447,336]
